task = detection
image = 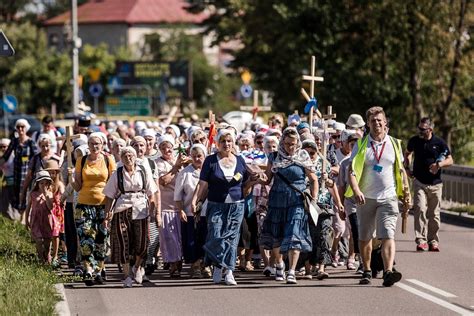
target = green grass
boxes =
[0,216,60,315]
[449,205,474,216]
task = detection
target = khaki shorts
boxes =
[357,196,399,240]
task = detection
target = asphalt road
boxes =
[63,215,474,316]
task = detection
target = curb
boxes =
[440,210,474,227]
[54,283,71,316]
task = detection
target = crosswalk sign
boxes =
[0,30,15,57]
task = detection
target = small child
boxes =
[25,170,57,264]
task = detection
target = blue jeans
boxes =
[204,201,244,271]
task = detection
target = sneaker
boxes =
[347,259,356,270]
[275,262,286,281]
[51,258,60,270]
[286,273,297,284]
[83,271,94,286]
[383,270,402,287]
[133,265,143,284]
[331,254,339,268]
[359,271,372,285]
[212,266,222,284]
[73,266,83,277]
[123,276,133,288]
[224,270,237,286]
[60,253,68,264]
[263,266,275,277]
[416,243,429,251]
[429,243,440,252]
[94,274,105,285]
[356,263,364,274]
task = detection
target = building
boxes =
[44,0,229,68]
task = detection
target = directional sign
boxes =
[0,94,17,113]
[105,96,151,116]
[89,83,103,98]
[240,84,253,98]
[0,30,15,57]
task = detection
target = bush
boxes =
[449,205,474,216]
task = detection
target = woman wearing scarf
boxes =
[259,127,318,284]
[192,129,259,286]
[0,119,38,221]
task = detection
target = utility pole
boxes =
[71,0,81,115]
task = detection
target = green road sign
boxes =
[105,96,151,115]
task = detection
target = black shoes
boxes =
[382,270,402,287]
[359,271,372,285]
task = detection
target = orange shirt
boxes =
[76,154,116,205]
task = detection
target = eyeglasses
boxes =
[331,135,341,140]
[16,125,25,129]
[256,141,263,145]
[0,145,7,149]
[418,126,430,132]
[193,137,207,143]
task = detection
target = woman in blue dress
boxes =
[260,127,318,284]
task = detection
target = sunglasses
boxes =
[16,125,26,129]
[193,137,207,143]
[418,126,430,132]
[331,135,341,140]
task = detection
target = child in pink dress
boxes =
[25,170,58,264]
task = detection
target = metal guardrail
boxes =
[441,165,474,204]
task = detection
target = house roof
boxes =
[44,0,207,26]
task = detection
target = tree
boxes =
[188,0,473,163]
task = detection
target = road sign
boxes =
[0,94,17,113]
[0,30,15,57]
[241,70,251,84]
[89,83,103,98]
[88,68,101,82]
[240,84,253,98]
[105,96,151,115]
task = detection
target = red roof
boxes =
[44,0,206,25]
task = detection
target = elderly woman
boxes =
[103,146,158,288]
[21,134,61,206]
[192,129,259,286]
[71,132,116,286]
[111,138,126,163]
[0,119,38,220]
[174,144,209,278]
[259,127,318,284]
[156,133,188,277]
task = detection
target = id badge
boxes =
[373,164,383,173]
[233,172,242,181]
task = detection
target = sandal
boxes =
[316,271,329,280]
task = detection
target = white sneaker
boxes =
[224,270,237,286]
[123,276,133,288]
[133,265,143,284]
[263,266,275,277]
[275,262,286,281]
[212,266,222,284]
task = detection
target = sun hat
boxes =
[34,170,53,185]
[346,114,365,129]
[43,159,60,171]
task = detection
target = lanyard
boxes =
[370,141,386,164]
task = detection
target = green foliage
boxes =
[189,0,473,163]
[450,205,474,216]
[0,216,59,315]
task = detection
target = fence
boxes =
[441,165,474,205]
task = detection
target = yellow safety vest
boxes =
[345,134,404,199]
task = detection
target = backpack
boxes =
[80,153,111,180]
[116,164,147,195]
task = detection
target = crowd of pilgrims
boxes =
[0,112,369,287]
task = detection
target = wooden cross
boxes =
[320,106,336,192]
[57,126,81,183]
[301,56,324,126]
[240,90,271,119]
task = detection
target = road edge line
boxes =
[406,279,457,298]
[397,283,473,315]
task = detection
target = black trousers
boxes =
[348,213,360,254]
[64,202,79,265]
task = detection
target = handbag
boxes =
[275,172,321,225]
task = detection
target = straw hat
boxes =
[43,159,60,171]
[34,170,53,185]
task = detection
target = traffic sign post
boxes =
[89,83,103,114]
[1,92,17,136]
[0,30,15,57]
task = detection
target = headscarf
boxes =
[120,146,137,158]
[130,136,146,147]
[215,128,236,143]
[190,143,207,156]
[15,119,31,132]
[157,134,175,147]
[271,127,315,172]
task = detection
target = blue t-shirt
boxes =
[200,153,248,203]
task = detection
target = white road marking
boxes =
[406,279,457,298]
[397,283,473,315]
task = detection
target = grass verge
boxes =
[449,205,474,216]
[0,216,59,315]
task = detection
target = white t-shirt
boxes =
[349,134,398,200]
[103,162,158,219]
[174,164,208,217]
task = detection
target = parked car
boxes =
[0,114,41,138]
